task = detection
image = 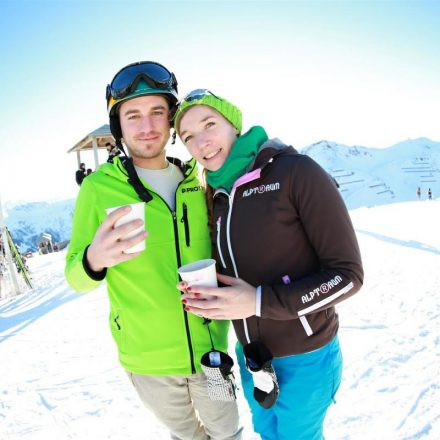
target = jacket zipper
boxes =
[171,209,196,373]
[181,203,190,247]
[215,187,251,344]
[216,217,227,268]
[145,176,197,374]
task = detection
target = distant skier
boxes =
[75,163,86,186]
[416,187,421,199]
[428,188,432,200]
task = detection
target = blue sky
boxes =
[1,0,439,203]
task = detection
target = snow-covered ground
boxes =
[1,200,439,440]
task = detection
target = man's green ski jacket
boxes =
[65,157,229,375]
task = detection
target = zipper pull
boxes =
[181,203,190,247]
[181,203,187,223]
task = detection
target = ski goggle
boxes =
[181,89,220,103]
[106,61,178,101]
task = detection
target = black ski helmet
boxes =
[106,61,178,148]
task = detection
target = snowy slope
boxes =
[1,200,439,439]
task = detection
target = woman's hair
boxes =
[202,168,215,231]
[201,168,218,257]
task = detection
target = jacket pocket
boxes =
[110,309,126,352]
[282,275,313,336]
[181,203,190,247]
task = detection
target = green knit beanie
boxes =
[174,89,242,135]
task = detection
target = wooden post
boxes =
[92,137,99,169]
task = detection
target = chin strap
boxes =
[120,156,153,203]
[116,139,128,158]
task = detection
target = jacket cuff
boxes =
[82,245,107,281]
[256,285,262,317]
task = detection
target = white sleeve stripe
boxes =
[298,282,354,316]
[299,316,313,336]
[256,285,262,317]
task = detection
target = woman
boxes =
[174,89,364,440]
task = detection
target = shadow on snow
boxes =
[0,284,79,343]
[356,229,440,255]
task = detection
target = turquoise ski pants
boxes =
[236,335,343,440]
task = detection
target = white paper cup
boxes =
[178,259,217,287]
[105,202,145,254]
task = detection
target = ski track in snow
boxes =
[0,201,439,439]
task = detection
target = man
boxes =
[75,163,86,186]
[65,61,241,440]
[106,141,120,163]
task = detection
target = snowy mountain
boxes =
[303,137,440,209]
[1,200,439,439]
[4,199,75,252]
[4,137,439,252]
